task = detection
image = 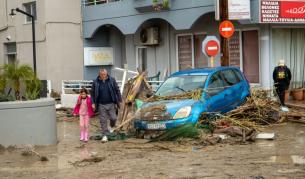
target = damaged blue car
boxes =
[134,67,250,130]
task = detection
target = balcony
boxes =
[82,0,123,6]
[134,0,171,13]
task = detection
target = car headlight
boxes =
[173,106,192,119]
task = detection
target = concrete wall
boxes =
[83,27,124,80]
[82,0,215,36]
[0,98,57,147]
[44,0,83,91]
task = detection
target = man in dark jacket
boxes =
[91,68,122,142]
[273,59,291,110]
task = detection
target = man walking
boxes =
[273,59,291,111]
[91,69,122,142]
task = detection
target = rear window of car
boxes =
[233,69,244,81]
[222,70,240,86]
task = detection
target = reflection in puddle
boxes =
[277,168,302,174]
[291,155,305,165]
[266,155,305,165]
[256,141,275,148]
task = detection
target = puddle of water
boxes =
[277,168,302,174]
[255,141,275,148]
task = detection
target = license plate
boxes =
[147,123,166,130]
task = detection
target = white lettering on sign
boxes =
[285,5,305,14]
[208,46,218,50]
[222,27,233,31]
[260,0,305,23]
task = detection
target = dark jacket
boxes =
[273,65,292,87]
[91,75,122,106]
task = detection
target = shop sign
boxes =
[84,47,114,66]
[260,0,305,23]
[228,0,251,20]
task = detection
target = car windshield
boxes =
[155,75,207,97]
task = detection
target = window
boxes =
[23,1,37,23]
[233,69,244,81]
[5,43,17,64]
[156,75,207,97]
[222,70,240,86]
[84,0,122,6]
[207,72,225,96]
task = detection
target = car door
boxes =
[220,69,242,111]
[205,71,230,113]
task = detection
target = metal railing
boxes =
[62,80,163,94]
[82,0,123,6]
[62,67,163,94]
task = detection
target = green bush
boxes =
[0,61,40,101]
[0,93,15,102]
[25,76,41,100]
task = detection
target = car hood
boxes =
[140,99,200,115]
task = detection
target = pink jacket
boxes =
[72,96,95,117]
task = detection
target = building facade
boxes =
[0,0,83,92]
[82,0,305,90]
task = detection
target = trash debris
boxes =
[255,133,276,140]
[145,88,202,102]
[21,149,49,161]
[117,72,152,132]
[71,156,105,167]
[150,124,200,142]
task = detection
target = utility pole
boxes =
[219,0,229,66]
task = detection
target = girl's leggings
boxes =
[80,115,89,141]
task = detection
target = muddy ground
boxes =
[1,113,305,179]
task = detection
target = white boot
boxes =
[101,135,108,143]
[281,106,289,112]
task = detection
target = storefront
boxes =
[260,0,305,89]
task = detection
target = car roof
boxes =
[171,66,240,76]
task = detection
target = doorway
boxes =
[242,30,259,83]
[136,46,147,72]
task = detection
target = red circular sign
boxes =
[205,40,219,57]
[219,20,235,39]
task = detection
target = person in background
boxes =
[273,59,292,111]
[73,88,95,142]
[91,69,122,142]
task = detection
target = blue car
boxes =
[134,67,250,130]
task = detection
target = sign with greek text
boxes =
[228,0,251,20]
[84,47,114,66]
[260,0,305,23]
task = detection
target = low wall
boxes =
[61,94,78,108]
[0,98,57,147]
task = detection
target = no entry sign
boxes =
[205,40,219,57]
[219,20,235,38]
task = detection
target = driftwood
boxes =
[117,71,152,132]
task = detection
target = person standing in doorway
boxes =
[273,59,291,111]
[91,69,122,142]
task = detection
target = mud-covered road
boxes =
[1,115,305,179]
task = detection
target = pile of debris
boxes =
[115,72,152,132]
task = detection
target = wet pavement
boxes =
[1,117,305,179]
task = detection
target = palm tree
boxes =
[2,62,34,100]
[0,66,6,94]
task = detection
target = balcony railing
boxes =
[82,0,123,6]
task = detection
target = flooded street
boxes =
[1,117,305,179]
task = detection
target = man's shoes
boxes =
[101,135,108,143]
[281,106,289,112]
[109,127,115,133]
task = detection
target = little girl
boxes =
[73,88,94,142]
